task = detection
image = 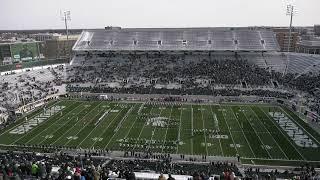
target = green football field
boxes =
[0,99,319,165]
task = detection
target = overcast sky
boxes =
[0,0,319,30]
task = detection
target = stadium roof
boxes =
[73,28,280,52]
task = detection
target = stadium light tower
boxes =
[286,4,294,53]
[283,4,296,76]
[60,10,71,40]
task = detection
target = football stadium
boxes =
[1,26,320,179]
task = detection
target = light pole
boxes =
[283,4,296,76]
[60,10,71,40]
[286,5,294,53]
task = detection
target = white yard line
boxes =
[132,104,154,152]
[191,105,194,155]
[51,102,103,145]
[208,105,224,157]
[176,106,183,154]
[160,105,174,153]
[248,106,289,160]
[88,103,123,149]
[240,106,273,159]
[36,104,89,144]
[75,102,118,148]
[218,105,240,156]
[200,105,209,156]
[137,102,145,114]
[258,106,306,160]
[228,106,257,158]
[148,106,165,152]
[63,102,105,146]
[11,101,79,145]
[113,104,135,133]
[104,104,136,149]
[123,103,145,139]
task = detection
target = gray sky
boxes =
[0,0,319,30]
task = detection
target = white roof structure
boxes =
[73,28,280,52]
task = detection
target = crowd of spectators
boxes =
[66,54,295,98]
[278,73,320,114]
[0,65,65,128]
[1,150,319,180]
[0,151,106,180]
[68,54,272,86]
[243,165,320,179]
[0,150,241,180]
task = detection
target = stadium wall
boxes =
[67,92,279,104]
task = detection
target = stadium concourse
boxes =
[0,27,320,179]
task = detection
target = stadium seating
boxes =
[286,54,320,75]
[0,65,65,126]
[259,30,280,50]
[73,28,280,51]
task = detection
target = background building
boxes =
[0,44,12,65]
[297,38,320,54]
[314,25,320,36]
[30,33,61,41]
[273,28,299,52]
[44,34,78,59]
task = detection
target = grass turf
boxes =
[0,99,319,166]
